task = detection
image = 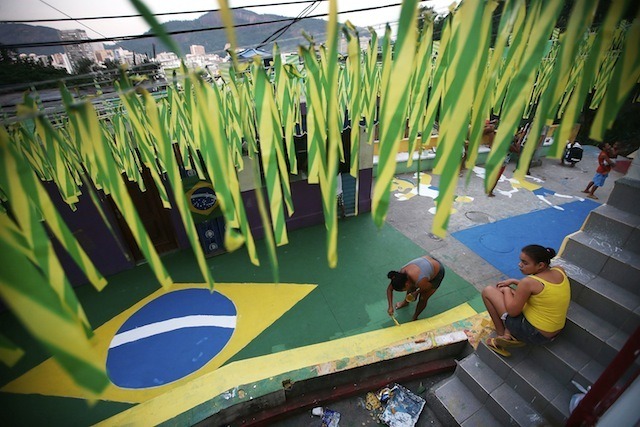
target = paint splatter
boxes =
[391,166,585,215]
[391,173,474,216]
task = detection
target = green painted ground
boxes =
[0,215,481,425]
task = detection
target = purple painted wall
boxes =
[241,168,373,239]
[47,165,372,287]
[43,180,135,286]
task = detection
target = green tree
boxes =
[0,52,68,88]
[73,57,96,75]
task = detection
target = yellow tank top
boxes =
[522,267,571,332]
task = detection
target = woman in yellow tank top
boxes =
[481,244,571,356]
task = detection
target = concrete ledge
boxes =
[209,331,468,425]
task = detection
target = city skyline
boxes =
[1,0,453,40]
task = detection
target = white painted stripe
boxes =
[109,315,236,349]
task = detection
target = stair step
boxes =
[475,339,600,426]
[456,353,504,402]
[626,226,640,255]
[460,406,501,427]
[600,250,640,296]
[486,382,549,426]
[476,340,532,379]
[546,387,575,426]
[607,177,640,216]
[583,204,640,253]
[430,376,485,425]
[573,276,640,334]
[565,302,626,366]
[561,232,640,294]
[543,338,604,387]
[553,257,597,288]
[504,353,566,420]
[431,368,551,427]
[561,231,616,275]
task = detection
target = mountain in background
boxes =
[0,9,340,58]
[0,24,62,56]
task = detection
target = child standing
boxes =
[583,142,615,200]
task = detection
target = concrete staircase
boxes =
[429,175,640,426]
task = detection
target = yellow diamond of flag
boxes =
[2,282,316,403]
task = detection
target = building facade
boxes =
[59,29,94,72]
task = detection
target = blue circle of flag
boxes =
[106,289,237,389]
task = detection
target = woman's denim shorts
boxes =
[505,314,554,345]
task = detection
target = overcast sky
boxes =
[1,0,454,39]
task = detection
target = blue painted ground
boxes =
[452,198,599,279]
[106,289,237,389]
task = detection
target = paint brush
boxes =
[391,315,401,326]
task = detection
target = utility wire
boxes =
[3,1,440,50]
[256,0,321,49]
[36,0,130,53]
[37,0,111,41]
[1,0,328,24]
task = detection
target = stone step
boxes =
[542,337,605,389]
[514,346,579,425]
[571,275,640,335]
[582,204,640,254]
[554,257,640,331]
[607,177,640,216]
[599,249,640,297]
[553,257,597,288]
[477,331,604,395]
[475,340,532,379]
[476,342,570,425]
[560,232,640,295]
[455,353,555,426]
[460,406,502,427]
[487,382,550,426]
[456,353,504,403]
[561,232,615,275]
[429,375,486,426]
[564,302,628,367]
[429,372,524,427]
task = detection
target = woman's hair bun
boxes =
[387,271,395,279]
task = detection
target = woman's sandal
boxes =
[486,338,511,357]
[495,336,526,348]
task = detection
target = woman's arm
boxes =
[387,284,395,315]
[502,277,534,316]
[497,278,519,288]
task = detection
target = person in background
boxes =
[483,119,498,146]
[488,138,521,197]
[386,255,445,321]
[486,121,523,197]
[481,245,570,357]
[583,142,615,200]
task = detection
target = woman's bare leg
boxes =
[482,286,508,336]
